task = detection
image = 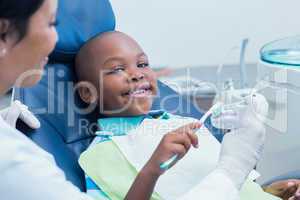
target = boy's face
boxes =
[85,33,158,116]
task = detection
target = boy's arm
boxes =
[125,122,200,200]
[125,167,160,200]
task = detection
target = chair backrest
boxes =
[52,0,116,62]
[16,0,223,192]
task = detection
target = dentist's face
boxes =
[0,0,58,91]
[84,32,158,116]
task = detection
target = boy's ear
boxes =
[77,81,98,104]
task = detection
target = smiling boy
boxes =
[76,31,201,200]
[74,31,293,200]
[76,31,157,117]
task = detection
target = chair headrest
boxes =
[51,0,116,62]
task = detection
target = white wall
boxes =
[110,0,300,68]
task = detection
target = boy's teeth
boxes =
[131,89,146,95]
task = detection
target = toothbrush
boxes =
[159,103,222,171]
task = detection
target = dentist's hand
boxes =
[142,122,201,177]
[215,101,267,190]
[211,93,269,130]
[0,100,40,129]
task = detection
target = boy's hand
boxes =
[263,179,300,200]
[142,122,201,177]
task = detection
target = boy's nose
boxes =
[128,69,144,82]
[131,73,144,82]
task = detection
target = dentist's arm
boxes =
[181,94,268,200]
[0,118,94,200]
[180,123,266,200]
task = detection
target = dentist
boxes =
[0,0,266,200]
[0,0,93,199]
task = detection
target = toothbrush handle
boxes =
[159,127,201,171]
[159,154,178,171]
[159,103,221,171]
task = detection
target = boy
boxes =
[75,31,297,200]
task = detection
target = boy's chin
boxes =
[128,106,152,116]
[101,104,152,117]
[123,102,153,116]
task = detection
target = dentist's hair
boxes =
[0,0,44,41]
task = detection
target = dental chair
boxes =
[16,0,222,192]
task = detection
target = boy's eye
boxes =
[114,66,125,72]
[137,63,149,68]
[107,66,125,74]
